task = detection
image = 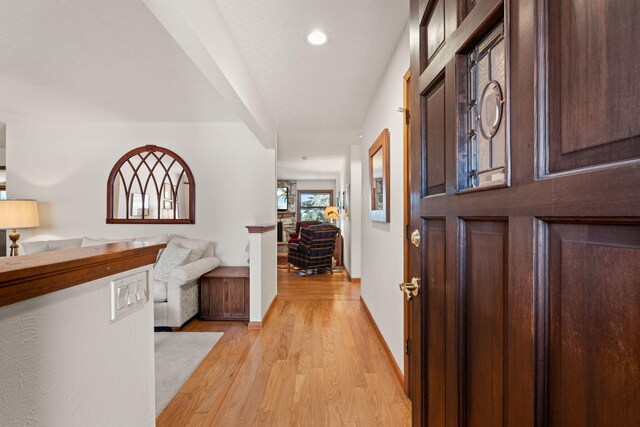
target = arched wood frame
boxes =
[106,145,196,224]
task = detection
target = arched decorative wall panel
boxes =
[106,145,195,224]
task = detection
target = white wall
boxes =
[296,179,337,197]
[6,123,276,266]
[359,24,409,371]
[248,228,277,322]
[338,145,362,278]
[260,230,277,318]
[0,265,155,426]
[0,122,5,166]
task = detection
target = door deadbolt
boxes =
[399,277,421,300]
[411,229,421,247]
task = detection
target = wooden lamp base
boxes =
[8,229,20,257]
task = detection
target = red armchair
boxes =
[289,221,322,244]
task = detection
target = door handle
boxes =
[399,277,421,300]
[410,229,421,247]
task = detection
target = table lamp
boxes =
[0,199,39,256]
[324,206,339,224]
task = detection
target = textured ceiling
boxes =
[0,0,237,122]
[215,0,409,132]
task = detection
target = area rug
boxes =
[155,332,223,416]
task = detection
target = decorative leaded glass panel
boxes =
[461,22,507,191]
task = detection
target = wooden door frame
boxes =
[402,68,411,397]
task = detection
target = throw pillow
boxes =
[153,246,192,282]
[167,237,209,263]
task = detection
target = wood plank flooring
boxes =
[157,270,411,426]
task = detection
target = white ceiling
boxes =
[277,128,360,180]
[215,0,409,177]
[0,0,408,178]
[0,0,238,123]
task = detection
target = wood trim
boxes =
[247,295,279,330]
[247,322,262,330]
[106,219,192,225]
[402,68,411,397]
[246,224,277,233]
[263,295,278,323]
[368,129,391,222]
[203,266,249,278]
[0,242,166,309]
[360,296,403,386]
[106,145,196,224]
[418,0,503,93]
[343,265,361,284]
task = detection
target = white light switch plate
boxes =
[110,272,148,321]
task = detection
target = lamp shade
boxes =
[0,200,39,229]
[324,206,339,220]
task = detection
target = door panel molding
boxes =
[535,0,640,175]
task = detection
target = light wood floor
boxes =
[157,270,411,426]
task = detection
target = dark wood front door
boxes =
[407,0,640,426]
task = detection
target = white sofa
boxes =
[22,235,220,328]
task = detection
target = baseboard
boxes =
[359,296,404,387]
[247,322,262,330]
[263,295,278,323]
[344,265,361,284]
[247,295,279,331]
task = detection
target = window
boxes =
[460,22,507,191]
[297,190,334,222]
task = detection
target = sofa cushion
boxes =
[153,280,168,303]
[21,241,50,254]
[153,245,192,282]
[134,234,168,244]
[81,236,133,247]
[22,238,83,254]
[25,243,51,254]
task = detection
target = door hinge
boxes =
[405,338,412,356]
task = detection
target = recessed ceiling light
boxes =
[302,156,308,160]
[307,31,328,46]
[358,135,363,139]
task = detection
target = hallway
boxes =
[157,270,411,426]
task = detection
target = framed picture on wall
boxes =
[343,184,350,219]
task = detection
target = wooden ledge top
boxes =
[203,266,249,278]
[246,224,277,233]
[0,242,166,309]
